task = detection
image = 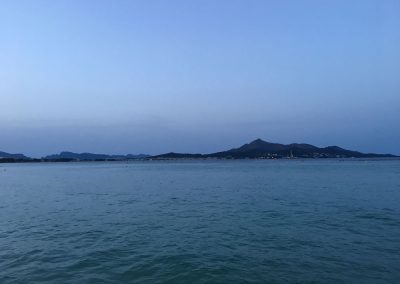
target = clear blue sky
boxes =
[1,0,399,157]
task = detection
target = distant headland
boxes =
[0,139,397,163]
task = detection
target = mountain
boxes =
[1,140,397,163]
[0,151,30,160]
[152,139,397,159]
[44,152,150,161]
[0,151,32,163]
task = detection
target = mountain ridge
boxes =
[43,152,150,161]
[0,151,30,160]
[152,139,397,159]
[0,139,398,163]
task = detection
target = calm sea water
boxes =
[1,159,399,283]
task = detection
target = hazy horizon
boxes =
[1,0,399,157]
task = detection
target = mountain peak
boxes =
[205,139,396,159]
[250,138,266,144]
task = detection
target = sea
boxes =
[0,159,399,283]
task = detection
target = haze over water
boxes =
[1,0,400,156]
[1,159,399,283]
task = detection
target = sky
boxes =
[1,0,399,157]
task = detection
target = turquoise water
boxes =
[1,160,400,283]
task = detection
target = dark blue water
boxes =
[1,160,400,283]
